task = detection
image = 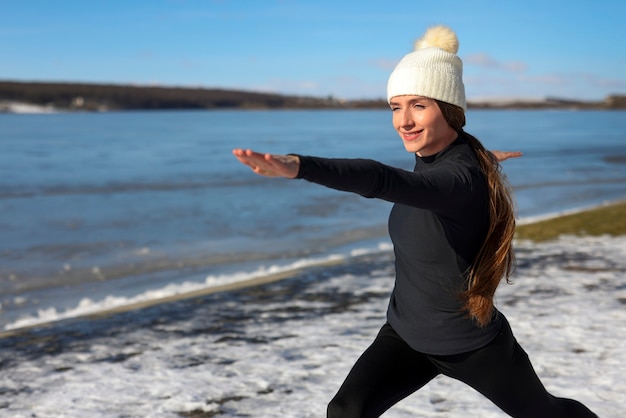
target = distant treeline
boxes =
[469,95,626,110]
[0,81,386,111]
[0,80,625,111]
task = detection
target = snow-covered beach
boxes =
[1,232,625,417]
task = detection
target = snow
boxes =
[0,235,625,417]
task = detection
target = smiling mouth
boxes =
[402,130,423,141]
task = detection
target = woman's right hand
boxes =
[232,149,300,178]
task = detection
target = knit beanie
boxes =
[387,25,466,111]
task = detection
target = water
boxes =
[1,109,625,330]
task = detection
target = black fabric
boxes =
[327,320,597,418]
[296,136,500,354]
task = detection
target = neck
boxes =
[416,130,459,157]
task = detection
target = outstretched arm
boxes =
[232,148,300,178]
[491,150,522,162]
[233,148,520,178]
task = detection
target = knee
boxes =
[327,396,350,418]
[327,394,366,418]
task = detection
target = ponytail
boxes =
[436,100,516,327]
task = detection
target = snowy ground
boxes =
[1,235,625,417]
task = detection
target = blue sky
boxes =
[2,0,625,101]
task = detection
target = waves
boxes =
[3,174,624,200]
[1,241,393,332]
[513,177,626,191]
[0,177,269,199]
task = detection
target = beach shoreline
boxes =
[1,227,624,416]
[1,199,625,338]
[0,256,348,338]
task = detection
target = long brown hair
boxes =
[436,100,517,327]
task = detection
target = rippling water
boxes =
[1,109,625,329]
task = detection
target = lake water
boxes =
[1,109,625,329]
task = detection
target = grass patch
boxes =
[515,200,626,242]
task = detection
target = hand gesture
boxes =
[491,150,522,162]
[232,149,300,178]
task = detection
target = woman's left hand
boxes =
[491,150,522,162]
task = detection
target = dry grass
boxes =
[515,201,626,242]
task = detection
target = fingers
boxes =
[233,149,263,165]
[233,148,283,176]
[502,151,523,161]
[491,150,523,162]
[233,148,260,161]
[232,148,258,170]
[233,149,299,178]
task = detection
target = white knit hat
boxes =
[387,25,466,110]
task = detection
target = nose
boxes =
[398,108,414,130]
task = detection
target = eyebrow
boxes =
[389,97,429,106]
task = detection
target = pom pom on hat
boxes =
[414,25,459,54]
[387,25,466,110]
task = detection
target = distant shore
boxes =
[1,80,625,112]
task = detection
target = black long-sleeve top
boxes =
[295,135,503,355]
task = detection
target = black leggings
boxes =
[328,319,597,418]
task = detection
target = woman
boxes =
[233,26,596,418]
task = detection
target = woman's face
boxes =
[389,96,458,157]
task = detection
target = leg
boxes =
[431,318,597,418]
[328,323,439,418]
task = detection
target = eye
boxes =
[413,103,425,109]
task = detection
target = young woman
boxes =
[233,26,597,418]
